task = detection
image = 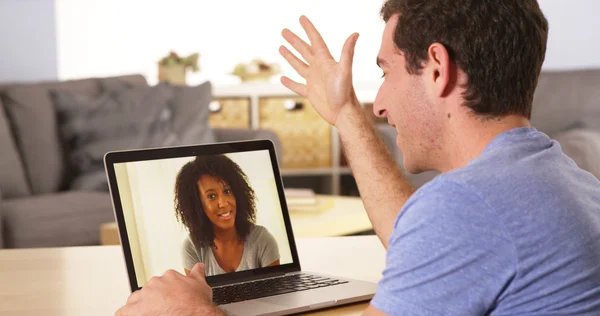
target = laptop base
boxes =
[219,272,377,316]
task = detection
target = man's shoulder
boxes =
[398,177,500,232]
[406,173,487,209]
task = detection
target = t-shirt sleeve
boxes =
[181,236,202,271]
[256,226,280,267]
[370,180,516,316]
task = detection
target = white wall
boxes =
[0,0,58,83]
[54,0,386,85]
[54,0,600,87]
[538,0,600,70]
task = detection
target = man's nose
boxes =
[372,102,387,118]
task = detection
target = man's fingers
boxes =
[279,45,308,78]
[164,269,182,279]
[145,276,159,288]
[340,33,360,72]
[115,305,131,316]
[280,76,308,97]
[299,15,331,57]
[282,28,313,63]
[126,290,141,305]
[115,305,139,316]
[189,262,207,282]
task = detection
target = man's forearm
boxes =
[335,99,416,248]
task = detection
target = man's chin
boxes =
[403,159,430,174]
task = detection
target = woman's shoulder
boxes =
[248,225,276,243]
[182,235,207,257]
[250,224,269,235]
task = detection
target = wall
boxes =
[0,0,58,83]
[539,0,600,70]
[54,0,386,85]
[53,0,600,87]
[1,1,597,85]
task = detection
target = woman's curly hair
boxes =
[174,154,257,249]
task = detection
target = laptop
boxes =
[103,139,377,316]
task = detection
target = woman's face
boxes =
[197,174,237,231]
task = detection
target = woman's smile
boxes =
[216,210,235,220]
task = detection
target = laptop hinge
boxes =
[210,270,297,288]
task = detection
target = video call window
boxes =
[113,150,293,286]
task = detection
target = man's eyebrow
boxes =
[376,57,387,68]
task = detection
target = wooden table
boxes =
[289,195,373,238]
[100,194,374,245]
[0,236,385,316]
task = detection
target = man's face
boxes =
[373,14,443,173]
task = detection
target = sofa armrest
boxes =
[1,192,114,248]
[553,128,600,180]
[213,128,283,161]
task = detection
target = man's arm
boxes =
[116,263,225,316]
[335,101,415,248]
[278,16,415,248]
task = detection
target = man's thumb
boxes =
[340,32,359,70]
[190,262,207,281]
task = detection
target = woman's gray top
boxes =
[181,225,280,276]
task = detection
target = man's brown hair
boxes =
[381,0,549,119]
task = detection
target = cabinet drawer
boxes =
[208,97,251,129]
[259,97,331,168]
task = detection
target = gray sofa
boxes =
[378,69,600,187]
[0,75,281,249]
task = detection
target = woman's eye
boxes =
[224,189,232,195]
[208,194,216,200]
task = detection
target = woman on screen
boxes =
[174,154,280,277]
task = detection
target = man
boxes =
[116,0,600,315]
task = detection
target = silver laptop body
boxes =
[104,140,377,315]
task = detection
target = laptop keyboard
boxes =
[212,273,349,305]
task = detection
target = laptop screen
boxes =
[108,144,297,289]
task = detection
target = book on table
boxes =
[284,188,320,212]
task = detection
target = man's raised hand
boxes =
[279,15,360,126]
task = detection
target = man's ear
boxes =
[426,43,452,97]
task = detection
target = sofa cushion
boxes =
[1,191,115,248]
[102,80,216,146]
[51,81,215,191]
[531,69,600,137]
[0,100,30,198]
[553,128,600,180]
[1,75,148,195]
[51,82,177,185]
[168,81,216,146]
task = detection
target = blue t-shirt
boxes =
[371,127,600,315]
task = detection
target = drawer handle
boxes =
[283,99,304,111]
[209,100,222,113]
